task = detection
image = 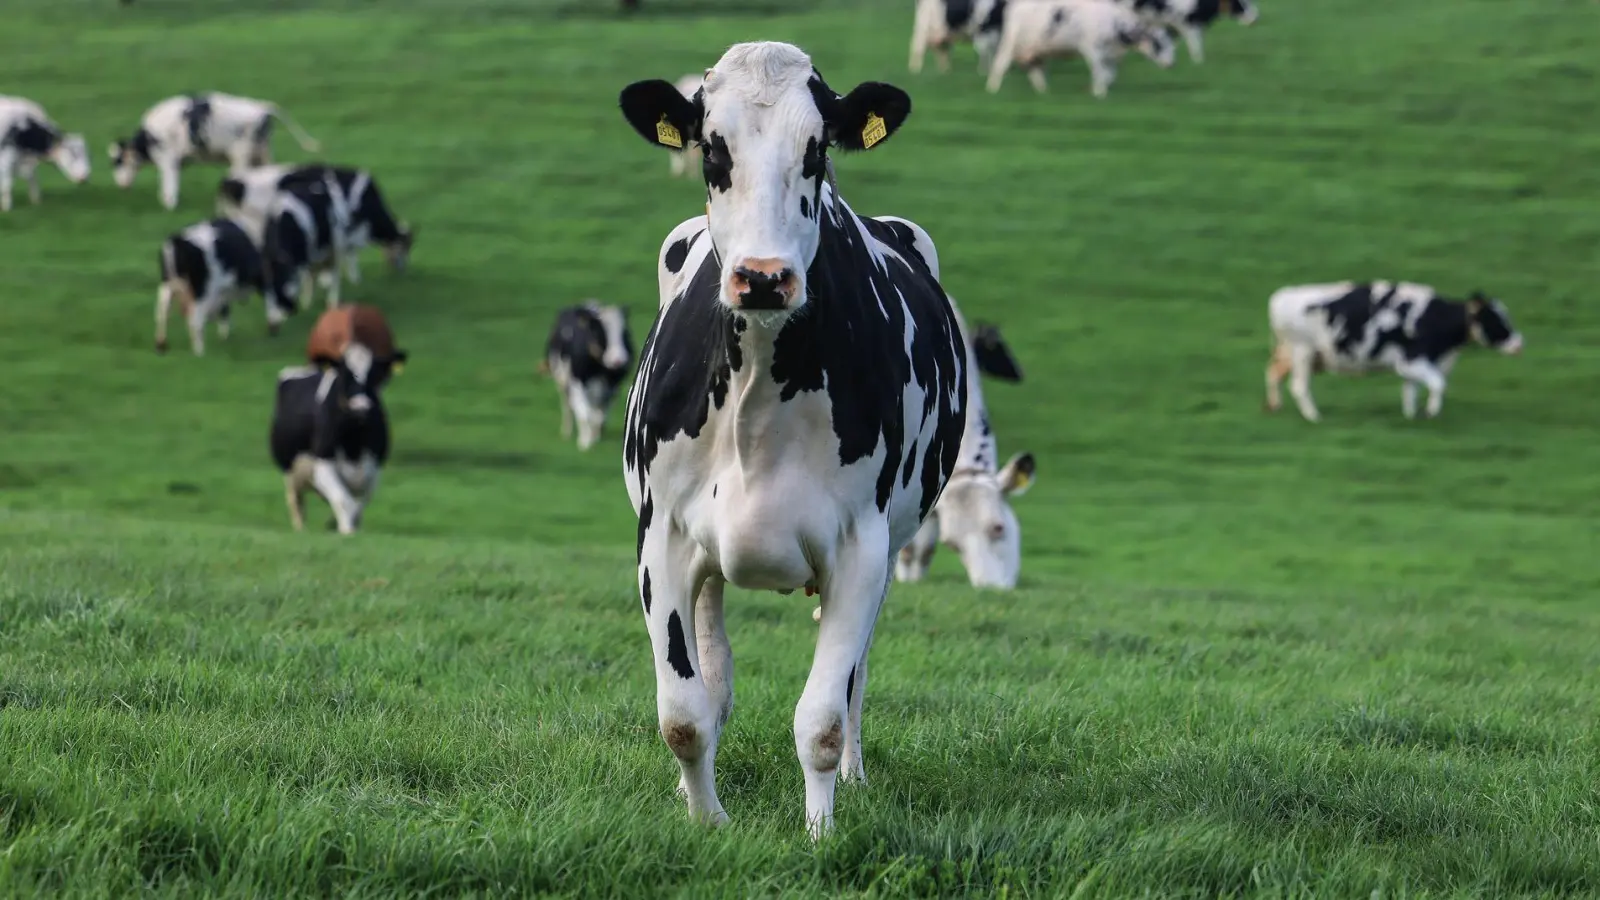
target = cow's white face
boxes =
[620,41,913,326]
[935,453,1035,590]
[50,134,90,183]
[591,303,632,370]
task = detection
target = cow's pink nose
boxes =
[729,260,797,310]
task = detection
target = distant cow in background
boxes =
[0,96,90,212]
[909,0,1010,75]
[110,92,322,209]
[271,304,408,534]
[542,301,633,451]
[217,163,416,285]
[988,0,1176,97]
[1115,0,1258,63]
[154,216,266,355]
[259,173,351,317]
[1265,280,1523,422]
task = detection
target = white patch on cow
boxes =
[586,301,631,369]
[343,341,374,386]
[988,0,1176,98]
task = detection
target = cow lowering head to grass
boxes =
[0,96,90,212]
[617,41,968,839]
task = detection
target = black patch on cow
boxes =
[642,568,652,614]
[1316,283,1378,358]
[1051,7,1067,28]
[2,117,58,155]
[545,305,633,403]
[161,234,210,301]
[262,179,339,311]
[977,0,1008,34]
[701,132,732,193]
[1409,297,1471,362]
[275,165,410,245]
[161,218,265,303]
[184,94,213,153]
[901,439,918,487]
[846,665,856,703]
[1469,295,1515,347]
[664,236,692,274]
[799,195,811,220]
[712,484,717,497]
[636,492,652,562]
[1132,0,1169,10]
[1186,0,1223,25]
[943,0,975,29]
[623,229,744,487]
[665,611,695,678]
[269,367,392,473]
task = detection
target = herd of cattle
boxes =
[6,4,1530,839]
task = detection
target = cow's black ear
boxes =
[828,82,911,152]
[971,323,1024,382]
[619,80,700,151]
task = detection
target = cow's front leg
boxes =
[310,459,361,534]
[20,159,41,205]
[352,457,380,529]
[344,253,362,285]
[157,158,181,210]
[839,631,873,785]
[1394,358,1447,418]
[676,577,733,799]
[216,299,232,340]
[799,519,890,839]
[186,298,212,356]
[638,521,728,826]
[1027,63,1050,93]
[1264,341,1292,411]
[0,149,15,212]
[1400,379,1419,419]
[1088,54,1116,98]
[265,297,289,337]
[1287,344,1321,422]
[894,516,939,583]
[1178,22,1205,62]
[571,382,599,450]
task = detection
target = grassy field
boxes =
[4,0,1600,895]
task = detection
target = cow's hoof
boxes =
[154,340,168,354]
[267,323,280,337]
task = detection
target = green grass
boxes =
[3,0,1600,895]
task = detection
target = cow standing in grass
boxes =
[154,217,266,355]
[110,92,322,210]
[0,96,90,212]
[1113,0,1258,63]
[271,305,408,534]
[987,0,1177,97]
[618,41,967,838]
[1265,280,1523,422]
[909,0,1010,75]
[542,301,633,451]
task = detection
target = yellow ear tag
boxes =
[861,111,887,149]
[1014,471,1032,491]
[392,361,405,375]
[656,116,683,149]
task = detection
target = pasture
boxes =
[4,0,1600,894]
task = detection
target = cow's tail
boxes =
[269,107,322,153]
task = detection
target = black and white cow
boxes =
[618,41,968,839]
[1265,280,1523,422]
[110,92,321,210]
[1115,0,1258,64]
[217,163,416,287]
[987,0,1177,98]
[893,302,1036,589]
[909,0,1010,75]
[259,173,350,319]
[154,217,265,355]
[543,301,633,450]
[0,96,90,212]
[270,306,407,534]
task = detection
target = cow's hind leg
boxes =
[1265,341,1293,411]
[1178,22,1205,63]
[1288,344,1321,422]
[186,295,212,357]
[284,457,314,531]
[799,519,890,839]
[638,521,728,826]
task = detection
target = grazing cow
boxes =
[271,304,408,534]
[259,173,351,317]
[110,92,321,210]
[893,304,1035,589]
[218,163,416,287]
[1265,281,1524,422]
[542,301,633,450]
[988,0,1176,97]
[154,217,265,355]
[909,0,1010,75]
[618,41,968,839]
[1114,0,1258,63]
[0,96,90,212]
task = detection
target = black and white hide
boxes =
[154,217,265,355]
[269,343,406,534]
[1265,280,1523,422]
[0,96,90,212]
[618,41,968,839]
[217,163,416,287]
[543,301,633,450]
[259,174,350,323]
[1116,0,1258,63]
[909,0,1011,75]
[987,0,1177,98]
[110,92,321,210]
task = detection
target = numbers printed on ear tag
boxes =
[861,112,887,149]
[656,116,683,148]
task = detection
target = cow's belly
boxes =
[688,468,847,591]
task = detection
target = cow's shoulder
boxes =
[278,364,320,383]
[865,215,942,281]
[656,215,712,309]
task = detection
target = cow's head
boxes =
[313,341,409,418]
[620,42,912,325]
[934,452,1036,589]
[108,129,153,188]
[1119,24,1177,68]
[1467,292,1523,355]
[49,133,90,184]
[1220,0,1260,24]
[586,301,633,371]
[383,223,416,273]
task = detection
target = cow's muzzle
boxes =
[729,261,798,311]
